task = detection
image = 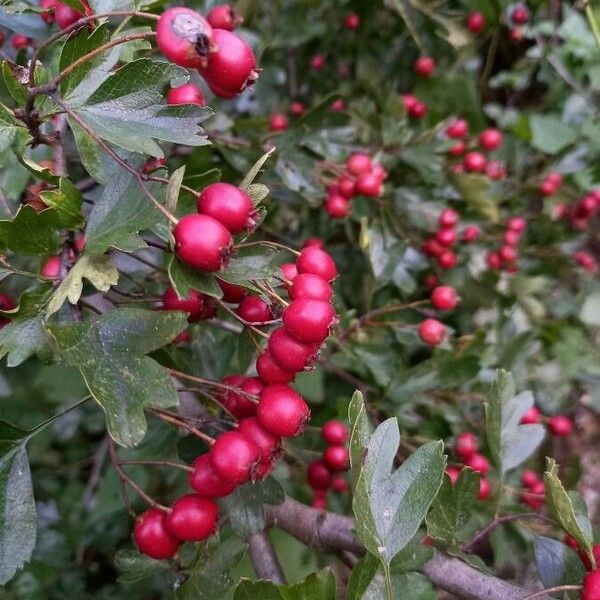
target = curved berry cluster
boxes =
[307,420,350,509]
[558,189,600,231]
[486,216,525,272]
[446,123,505,179]
[538,171,563,197]
[447,432,492,500]
[421,208,467,270]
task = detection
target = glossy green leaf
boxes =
[0,205,62,256]
[168,254,223,300]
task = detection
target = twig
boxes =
[247,531,286,584]
[149,408,216,445]
[118,459,193,472]
[167,368,259,403]
[215,298,271,339]
[82,437,109,510]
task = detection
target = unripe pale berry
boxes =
[323,446,350,471]
[307,460,332,490]
[189,454,236,497]
[268,327,318,372]
[237,295,272,324]
[173,214,233,272]
[167,83,206,106]
[479,128,503,151]
[418,319,446,346]
[548,415,572,437]
[321,420,349,445]
[296,247,337,281]
[455,432,477,460]
[414,56,435,77]
[197,182,256,234]
[289,273,333,302]
[134,508,179,559]
[206,4,242,31]
[256,351,296,385]
[209,430,260,484]
[282,299,336,344]
[166,494,218,541]
[257,383,311,437]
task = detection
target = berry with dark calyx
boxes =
[511,5,529,25]
[479,128,503,151]
[11,34,31,49]
[134,508,180,559]
[41,255,61,279]
[307,460,332,490]
[331,475,348,493]
[206,4,242,31]
[268,327,318,372]
[162,286,212,323]
[462,225,480,242]
[256,350,296,384]
[346,153,372,176]
[269,113,289,132]
[311,54,325,70]
[197,182,256,234]
[40,0,57,23]
[354,173,382,197]
[414,56,435,77]
[167,83,206,106]
[237,295,272,324]
[446,466,461,485]
[156,7,216,68]
[521,469,539,489]
[548,415,572,437]
[455,432,478,460]
[321,420,349,446]
[257,383,310,437]
[238,417,281,461]
[282,299,335,344]
[198,29,258,97]
[323,446,350,471]
[217,278,247,303]
[166,494,218,541]
[55,2,83,30]
[296,247,337,282]
[209,430,260,484]
[344,12,360,30]
[290,273,333,302]
[520,406,540,424]
[418,319,446,346]
[325,193,351,218]
[466,11,485,33]
[431,285,459,310]
[436,228,457,246]
[478,478,491,501]
[463,151,486,173]
[189,454,236,497]
[446,119,468,139]
[507,216,526,232]
[173,214,233,272]
[290,101,305,116]
[437,249,457,269]
[465,453,490,475]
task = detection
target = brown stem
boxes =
[247,531,286,584]
[252,280,289,308]
[167,368,259,403]
[146,174,198,197]
[215,299,271,339]
[235,240,300,257]
[149,408,215,445]
[118,459,193,472]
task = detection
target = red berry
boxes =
[344,12,360,30]
[479,128,503,151]
[269,113,289,132]
[11,34,31,50]
[371,164,387,180]
[256,351,296,385]
[503,230,521,246]
[156,7,216,68]
[408,100,427,119]
[574,251,598,273]
[436,228,457,246]
[268,327,318,372]
[414,56,435,78]
[209,430,260,484]
[173,214,233,272]
[134,508,179,559]
[431,286,459,310]
[197,182,256,234]
[311,54,325,70]
[346,153,372,176]
[142,157,165,174]
[162,286,212,323]
[446,119,468,139]
[303,237,325,249]
[520,406,540,425]
[167,83,206,106]
[290,273,333,302]
[323,446,350,471]
[218,375,254,418]
[237,295,272,324]
[199,29,258,97]
[521,480,545,509]
[206,4,242,31]
[446,466,461,485]
[331,475,348,493]
[257,383,310,437]
[539,179,556,197]
[166,494,218,541]
[511,6,529,25]
[582,571,600,600]
[282,299,335,344]
[0,32,3,46]
[325,194,351,218]
[321,420,349,446]
[521,469,540,489]
[418,319,446,346]
[296,247,337,282]
[422,238,444,257]
[437,250,457,269]
[280,262,298,286]
[465,453,490,475]
[547,172,563,187]
[337,176,356,198]
[478,478,491,501]
[189,454,236,497]
[507,216,526,232]
[455,432,478,460]
[439,208,459,228]
[311,494,327,509]
[548,415,572,437]
[424,274,439,289]
[217,278,247,303]
[238,417,281,462]
[289,101,305,116]
[499,245,517,263]
[330,98,345,111]
[462,225,480,242]
[463,152,486,172]
[307,460,332,490]
[41,255,61,279]
[354,173,382,197]
[403,94,417,111]
[448,141,466,157]
[486,160,506,180]
[487,251,502,270]
[0,294,14,312]
[40,0,57,23]
[466,11,485,33]
[55,2,83,29]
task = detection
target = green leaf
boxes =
[0,421,37,584]
[166,166,186,214]
[221,478,284,539]
[529,114,578,155]
[426,468,479,547]
[534,536,587,591]
[0,316,48,367]
[239,148,276,191]
[544,458,594,559]
[48,308,188,447]
[449,172,499,222]
[348,391,371,489]
[485,370,545,476]
[0,103,30,154]
[74,58,212,157]
[246,183,270,205]
[46,254,119,316]
[352,416,446,565]
[114,549,170,582]
[39,178,84,228]
[168,254,223,299]
[176,537,247,600]
[347,554,380,600]
[219,245,286,285]
[0,205,62,256]
[234,569,336,600]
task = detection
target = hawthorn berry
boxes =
[39,0,56,23]
[189,454,236,497]
[463,151,486,173]
[0,294,14,311]
[455,432,478,460]
[323,446,350,471]
[209,430,260,484]
[465,453,490,475]
[331,476,348,493]
[134,508,179,559]
[346,153,372,176]
[311,494,327,509]
[344,12,360,30]
[478,478,491,501]
[548,415,573,437]
[325,193,351,218]
[437,250,457,269]
[521,480,545,509]
[162,286,213,322]
[290,101,305,116]
[446,119,468,139]
[503,230,521,246]
[520,406,540,425]
[582,570,600,600]
[173,214,233,272]
[511,5,529,25]
[237,295,272,324]
[269,113,289,132]
[289,273,333,302]
[167,83,206,106]
[414,56,435,78]
[280,262,298,286]
[257,383,310,437]
[198,28,258,97]
[418,319,446,346]
[330,98,346,111]
[486,251,502,270]
[521,469,539,489]
[268,327,318,372]
[436,228,457,246]
[156,7,216,68]
[479,128,503,151]
[466,11,485,33]
[307,460,332,490]
[539,179,556,197]
[55,2,83,29]
[206,4,242,31]
[424,274,439,290]
[462,225,480,242]
[354,173,382,197]
[574,251,598,273]
[448,141,466,157]
[507,216,526,233]
[219,374,252,417]
[238,417,281,461]
[321,420,349,446]
[408,100,427,119]
[486,160,506,180]
[311,54,325,70]
[296,247,337,282]
[499,245,517,263]
[217,278,247,303]
[197,182,256,234]
[256,351,296,385]
[431,286,459,310]
[439,208,459,228]
[282,299,335,344]
[11,34,31,49]
[41,255,61,279]
[166,494,218,541]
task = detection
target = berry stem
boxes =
[215,299,271,339]
[167,368,258,403]
[117,459,193,472]
[175,386,237,419]
[252,280,289,308]
[234,240,301,257]
[149,408,216,445]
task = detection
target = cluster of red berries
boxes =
[402,93,427,119]
[486,216,525,272]
[323,153,387,219]
[422,208,474,270]
[39,0,88,30]
[557,189,600,231]
[447,432,492,500]
[520,405,573,437]
[508,5,529,41]
[307,420,350,509]
[519,469,545,509]
[40,234,85,280]
[156,6,257,99]
[538,172,562,197]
